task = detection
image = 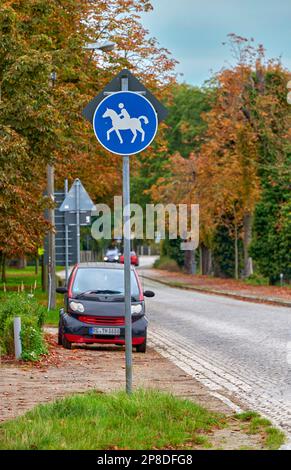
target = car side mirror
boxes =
[56,287,68,294]
[143,290,155,298]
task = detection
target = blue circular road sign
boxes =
[93,91,158,156]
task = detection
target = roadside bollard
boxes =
[280,273,284,287]
[13,317,22,360]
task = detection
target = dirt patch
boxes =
[203,426,264,450]
[0,331,273,449]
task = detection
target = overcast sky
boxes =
[141,0,291,85]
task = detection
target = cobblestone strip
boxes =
[148,326,291,439]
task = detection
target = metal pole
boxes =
[121,75,132,394]
[76,179,81,264]
[47,164,56,309]
[13,317,22,360]
[65,179,69,284]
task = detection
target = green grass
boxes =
[265,427,286,450]
[0,266,64,326]
[235,411,285,450]
[0,390,222,450]
[0,266,63,289]
[244,274,269,286]
[45,308,60,326]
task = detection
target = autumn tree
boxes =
[54,0,177,203]
[149,85,212,273]
[0,0,176,270]
[150,35,290,281]
[249,66,291,283]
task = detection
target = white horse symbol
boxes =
[102,106,149,144]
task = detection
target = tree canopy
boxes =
[0,0,176,261]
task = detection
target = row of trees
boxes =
[151,35,290,284]
[1,2,289,285]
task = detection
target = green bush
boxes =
[0,293,47,361]
[244,273,269,286]
[161,238,185,267]
[154,256,181,272]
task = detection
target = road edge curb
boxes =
[140,273,291,308]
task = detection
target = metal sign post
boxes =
[76,179,81,264]
[121,76,133,394]
[83,69,168,395]
[47,164,56,310]
[64,179,69,284]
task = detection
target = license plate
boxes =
[89,327,121,336]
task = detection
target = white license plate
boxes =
[89,327,120,336]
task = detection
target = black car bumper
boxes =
[61,312,147,345]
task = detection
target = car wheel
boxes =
[136,337,146,353]
[62,334,72,350]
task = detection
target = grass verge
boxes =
[235,411,285,450]
[0,390,285,450]
[0,267,63,326]
[0,390,222,450]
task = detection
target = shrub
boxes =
[154,256,181,272]
[244,273,269,286]
[0,293,47,361]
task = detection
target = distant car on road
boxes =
[56,263,155,353]
[119,251,139,266]
[103,248,120,263]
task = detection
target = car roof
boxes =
[76,262,135,270]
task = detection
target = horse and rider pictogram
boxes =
[93,91,158,156]
[103,103,149,144]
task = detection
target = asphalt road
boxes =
[141,275,291,441]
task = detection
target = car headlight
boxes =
[69,301,85,313]
[131,304,143,315]
[114,256,119,261]
[104,256,108,261]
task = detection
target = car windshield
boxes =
[72,268,140,297]
[106,250,118,255]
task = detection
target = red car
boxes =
[119,251,139,266]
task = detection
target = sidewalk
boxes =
[1,329,231,422]
[139,268,291,308]
[1,330,278,449]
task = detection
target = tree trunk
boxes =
[207,250,213,275]
[200,244,213,275]
[234,222,239,280]
[1,254,7,283]
[184,249,195,274]
[243,213,253,278]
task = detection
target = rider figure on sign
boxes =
[118,103,130,122]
